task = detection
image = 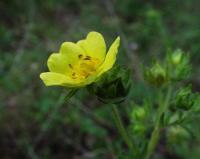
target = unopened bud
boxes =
[88,66,131,104]
[167,49,191,81]
[174,85,197,110]
[131,106,146,121]
[167,126,190,143]
[171,49,183,65]
[144,62,167,87]
[132,123,146,134]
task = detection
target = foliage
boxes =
[0,0,200,159]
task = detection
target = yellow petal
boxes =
[97,36,120,76]
[77,31,106,62]
[59,42,85,64]
[40,72,83,87]
[47,53,69,74]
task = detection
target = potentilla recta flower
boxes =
[40,31,120,87]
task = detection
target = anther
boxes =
[84,56,91,60]
[69,64,73,69]
[78,54,83,59]
[72,72,76,76]
[72,72,77,79]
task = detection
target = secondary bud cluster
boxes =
[144,49,192,87]
[130,103,149,135]
[167,49,191,81]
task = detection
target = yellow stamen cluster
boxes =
[68,54,100,80]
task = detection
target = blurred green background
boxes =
[0,0,200,158]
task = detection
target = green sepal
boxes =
[87,66,132,104]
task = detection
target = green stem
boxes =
[145,86,172,159]
[111,104,136,156]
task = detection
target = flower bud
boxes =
[167,126,190,144]
[193,96,200,112]
[88,66,131,104]
[167,49,191,81]
[171,49,183,65]
[131,106,146,121]
[132,123,146,134]
[174,85,197,110]
[144,62,167,87]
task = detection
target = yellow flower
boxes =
[40,31,120,87]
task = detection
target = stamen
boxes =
[72,72,76,79]
[70,56,99,80]
[72,72,76,76]
[85,74,89,78]
[78,54,83,59]
[69,64,73,69]
[84,56,91,60]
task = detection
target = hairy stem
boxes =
[111,104,136,156]
[145,86,172,159]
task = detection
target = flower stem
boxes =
[111,104,136,156]
[145,86,172,159]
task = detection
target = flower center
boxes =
[68,54,100,80]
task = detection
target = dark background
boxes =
[0,0,200,158]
